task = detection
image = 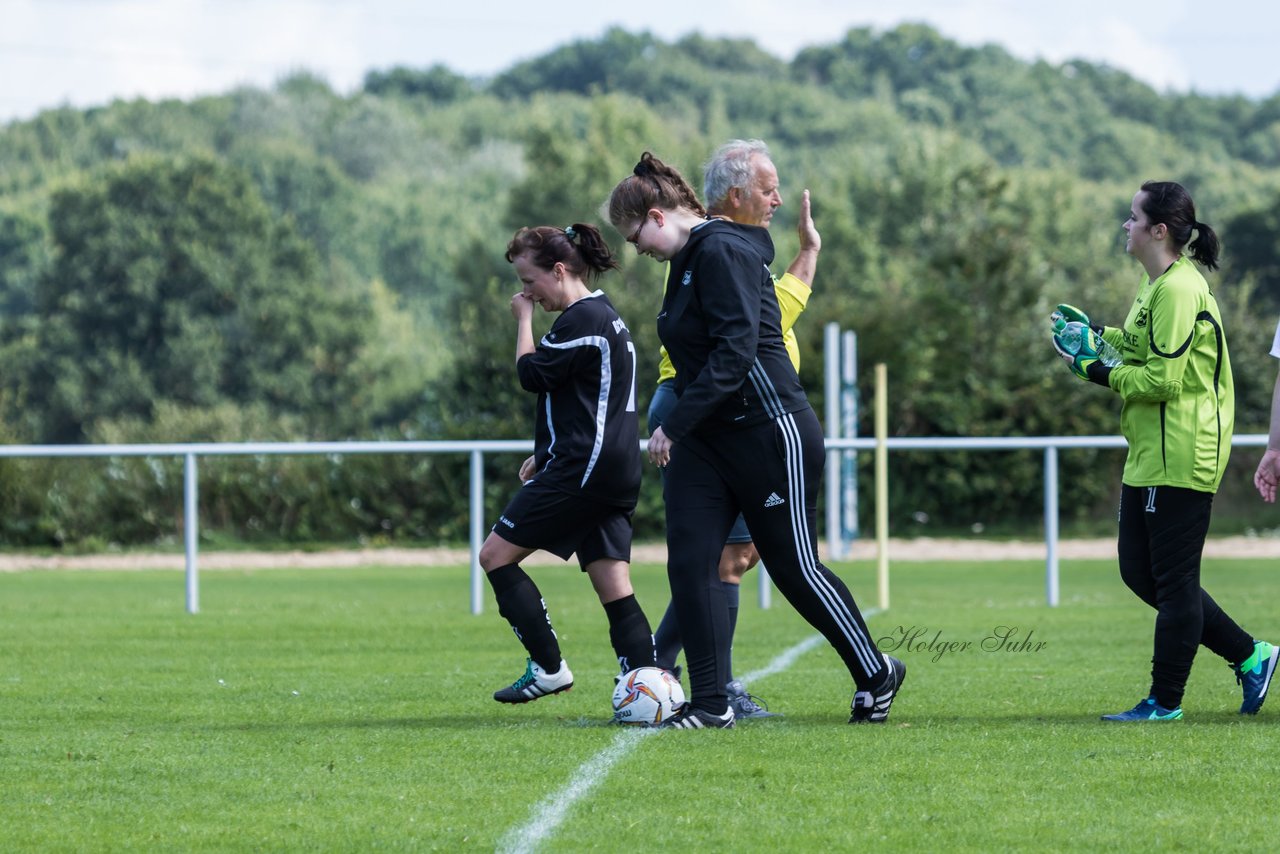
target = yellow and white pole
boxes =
[875,363,889,610]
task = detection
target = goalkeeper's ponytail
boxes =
[1187,221,1220,272]
[1139,180,1220,271]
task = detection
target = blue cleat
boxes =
[1236,640,1277,715]
[1100,696,1183,722]
[727,679,780,719]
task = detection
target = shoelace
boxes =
[512,660,536,689]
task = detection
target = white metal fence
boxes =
[0,439,528,614]
[0,434,1267,613]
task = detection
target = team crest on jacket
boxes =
[1135,308,1148,329]
[681,271,692,286]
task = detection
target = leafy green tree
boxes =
[0,205,45,317]
[489,28,661,99]
[363,65,475,102]
[4,24,1280,545]
[20,154,376,442]
[802,130,1133,530]
[1223,190,1280,314]
[228,139,361,263]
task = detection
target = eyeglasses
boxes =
[627,214,650,245]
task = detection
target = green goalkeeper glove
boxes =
[1052,324,1112,386]
[1050,303,1104,336]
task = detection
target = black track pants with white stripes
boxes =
[664,406,886,713]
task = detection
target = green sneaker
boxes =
[1236,640,1277,715]
[1100,696,1183,722]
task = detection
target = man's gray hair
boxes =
[703,139,772,209]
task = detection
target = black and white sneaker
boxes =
[849,655,906,724]
[660,705,736,729]
[493,658,574,704]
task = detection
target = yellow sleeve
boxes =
[775,272,812,372]
[657,345,676,384]
[656,261,676,384]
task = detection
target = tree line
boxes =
[1,24,1278,549]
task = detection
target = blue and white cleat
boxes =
[1100,696,1183,722]
[1236,640,1277,715]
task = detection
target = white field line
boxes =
[495,726,658,854]
[738,606,881,686]
[495,607,882,854]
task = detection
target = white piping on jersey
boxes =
[777,411,882,677]
[537,329,614,489]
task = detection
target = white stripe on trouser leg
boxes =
[749,362,786,417]
[776,413,881,676]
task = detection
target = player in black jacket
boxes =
[482,224,656,705]
[607,154,904,728]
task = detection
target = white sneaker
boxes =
[493,658,574,704]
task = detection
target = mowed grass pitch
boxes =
[3,556,1278,852]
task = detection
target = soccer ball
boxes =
[611,667,686,726]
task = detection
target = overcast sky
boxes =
[4,0,1279,124]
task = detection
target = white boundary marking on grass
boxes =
[737,605,882,685]
[495,727,657,854]
[496,608,883,854]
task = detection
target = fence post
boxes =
[757,561,773,609]
[824,322,843,559]
[875,363,889,611]
[841,329,859,544]
[184,453,199,614]
[470,449,485,616]
[1044,446,1060,607]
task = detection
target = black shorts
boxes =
[492,480,634,568]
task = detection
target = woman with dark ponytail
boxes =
[1051,181,1275,721]
[481,223,657,705]
[605,153,903,728]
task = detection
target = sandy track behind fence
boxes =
[2,536,1279,572]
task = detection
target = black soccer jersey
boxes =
[516,290,642,507]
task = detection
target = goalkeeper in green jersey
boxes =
[1051,181,1275,722]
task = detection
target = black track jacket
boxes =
[656,219,809,444]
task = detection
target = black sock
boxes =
[603,594,656,673]
[653,599,681,671]
[486,563,560,672]
[723,580,740,683]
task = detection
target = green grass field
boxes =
[3,556,1278,852]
